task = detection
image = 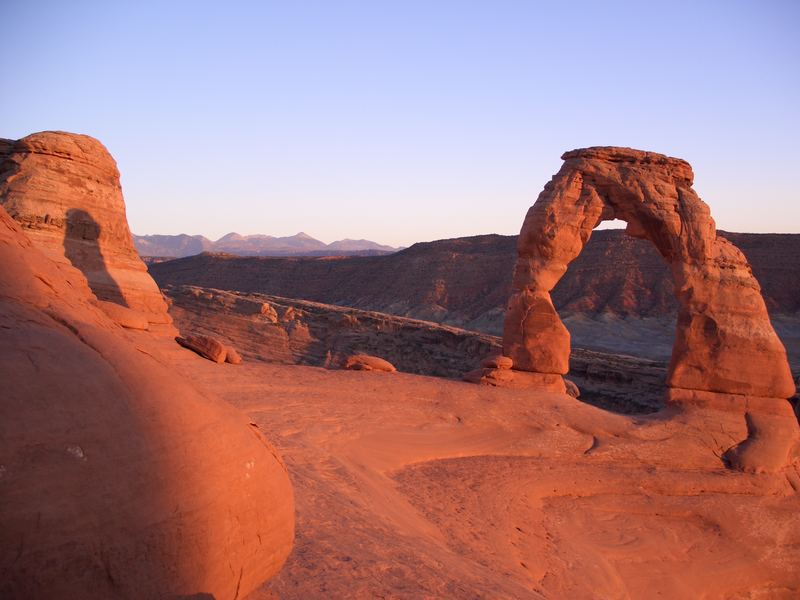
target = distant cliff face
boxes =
[163,284,671,413]
[148,229,800,328]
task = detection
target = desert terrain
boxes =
[2,132,799,600]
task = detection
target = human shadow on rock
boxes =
[64,208,128,306]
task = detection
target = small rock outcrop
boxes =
[225,346,243,364]
[176,334,243,365]
[501,146,798,471]
[0,131,172,329]
[176,334,229,363]
[344,354,397,373]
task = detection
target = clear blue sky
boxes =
[2,1,798,246]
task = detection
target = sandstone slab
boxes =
[344,354,397,373]
[176,334,228,363]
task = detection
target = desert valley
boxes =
[2,130,799,599]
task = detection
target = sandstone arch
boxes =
[503,146,794,398]
[502,147,798,470]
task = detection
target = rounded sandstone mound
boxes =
[0,131,173,327]
[0,205,294,599]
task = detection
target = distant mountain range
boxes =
[133,231,401,258]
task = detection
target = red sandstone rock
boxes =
[565,379,580,398]
[0,131,173,329]
[481,354,513,369]
[665,388,800,473]
[463,367,566,393]
[344,354,397,373]
[225,345,243,364]
[0,206,294,598]
[97,299,150,330]
[176,334,227,363]
[503,146,795,400]
[502,146,798,470]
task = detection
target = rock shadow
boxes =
[64,208,128,306]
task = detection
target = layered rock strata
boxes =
[163,284,667,411]
[501,146,798,471]
[0,131,172,328]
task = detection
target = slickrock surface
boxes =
[0,206,294,599]
[167,357,800,600]
[163,284,673,413]
[0,131,172,328]
[502,146,798,472]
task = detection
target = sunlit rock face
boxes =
[0,138,295,597]
[0,131,172,327]
[502,146,798,471]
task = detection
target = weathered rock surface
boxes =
[344,354,397,373]
[505,147,794,394]
[181,360,800,600]
[0,131,172,328]
[225,345,243,364]
[176,334,228,363]
[163,284,498,379]
[96,300,150,330]
[462,367,567,393]
[0,206,294,598]
[163,284,666,412]
[480,354,513,370]
[502,146,798,471]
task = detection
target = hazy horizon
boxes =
[3,1,799,247]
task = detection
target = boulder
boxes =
[176,334,227,363]
[0,205,294,599]
[344,354,397,373]
[480,354,513,370]
[564,379,580,398]
[0,131,173,329]
[225,346,243,365]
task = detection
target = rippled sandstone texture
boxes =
[0,131,172,328]
[502,146,798,471]
[0,185,294,595]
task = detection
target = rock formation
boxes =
[502,146,798,471]
[0,131,172,328]
[176,333,244,364]
[147,229,800,369]
[176,334,229,363]
[0,201,294,595]
[344,354,397,373]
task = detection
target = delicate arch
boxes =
[502,147,794,400]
